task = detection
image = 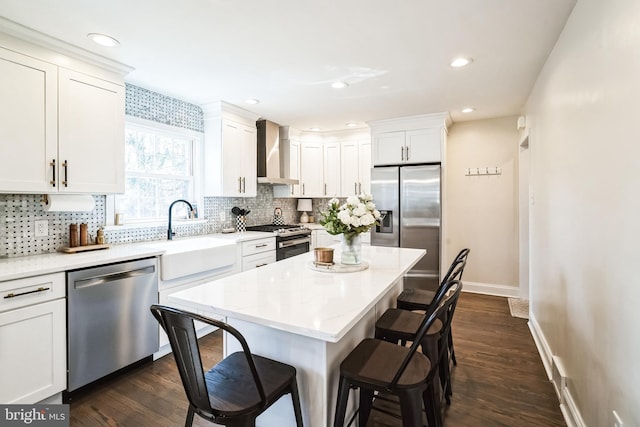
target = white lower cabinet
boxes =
[0,273,66,404]
[241,237,276,271]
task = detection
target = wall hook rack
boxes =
[465,167,502,176]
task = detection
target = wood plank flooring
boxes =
[68,293,565,426]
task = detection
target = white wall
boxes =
[446,117,520,291]
[525,0,640,425]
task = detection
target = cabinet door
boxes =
[0,299,66,403]
[240,124,257,197]
[340,140,359,196]
[58,69,125,193]
[221,120,243,196]
[358,139,372,194]
[373,131,405,166]
[300,142,323,197]
[405,128,441,164]
[323,142,341,197]
[0,48,57,193]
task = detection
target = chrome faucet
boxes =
[167,199,194,240]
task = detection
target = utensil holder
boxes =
[236,215,246,232]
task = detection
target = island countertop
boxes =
[169,245,426,342]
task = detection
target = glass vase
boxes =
[341,233,362,265]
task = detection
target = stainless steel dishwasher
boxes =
[67,257,158,392]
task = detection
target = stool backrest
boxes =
[389,279,463,389]
[150,305,267,415]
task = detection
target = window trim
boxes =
[106,116,204,227]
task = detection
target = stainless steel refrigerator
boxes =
[371,165,441,290]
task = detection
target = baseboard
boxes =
[462,281,520,298]
[528,312,586,427]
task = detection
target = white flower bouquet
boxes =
[319,193,381,238]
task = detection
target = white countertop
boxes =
[0,231,273,282]
[169,245,425,342]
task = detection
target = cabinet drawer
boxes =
[0,272,65,313]
[242,251,277,271]
[241,237,276,256]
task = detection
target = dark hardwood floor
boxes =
[69,293,565,426]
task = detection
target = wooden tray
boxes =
[58,244,110,253]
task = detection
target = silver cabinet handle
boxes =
[358,182,362,194]
[354,182,357,194]
[238,177,242,193]
[62,160,68,187]
[291,184,294,195]
[256,263,268,268]
[302,183,305,195]
[406,146,410,161]
[50,159,56,187]
[400,146,404,161]
[324,183,327,196]
[255,243,268,248]
[242,177,246,193]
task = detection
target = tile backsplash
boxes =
[0,186,300,258]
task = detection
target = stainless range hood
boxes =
[256,119,299,185]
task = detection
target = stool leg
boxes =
[358,389,375,426]
[398,390,423,427]
[449,330,457,366]
[333,376,351,427]
[290,380,304,427]
[184,405,195,427]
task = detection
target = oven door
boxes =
[277,236,311,261]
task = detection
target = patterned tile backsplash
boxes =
[125,84,204,133]
[0,186,302,258]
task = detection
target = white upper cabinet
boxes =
[58,69,125,193]
[370,113,451,167]
[0,48,57,193]
[0,43,126,194]
[299,142,324,197]
[203,102,259,197]
[323,142,341,197]
[341,138,371,196]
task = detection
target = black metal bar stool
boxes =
[333,280,462,427]
[151,305,304,427]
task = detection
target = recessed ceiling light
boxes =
[346,122,358,127]
[87,33,120,47]
[331,81,348,89]
[245,99,259,105]
[461,107,475,113]
[450,57,473,68]
[310,127,321,132]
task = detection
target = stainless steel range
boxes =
[245,224,311,260]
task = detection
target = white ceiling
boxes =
[0,0,575,131]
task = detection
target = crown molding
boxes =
[0,17,134,76]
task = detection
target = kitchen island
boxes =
[169,245,425,426]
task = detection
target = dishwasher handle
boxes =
[74,265,156,289]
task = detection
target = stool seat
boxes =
[375,308,442,343]
[396,288,436,311]
[340,338,431,389]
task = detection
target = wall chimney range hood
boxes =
[256,119,299,185]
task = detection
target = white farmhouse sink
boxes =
[145,237,237,281]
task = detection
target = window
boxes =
[112,118,203,224]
